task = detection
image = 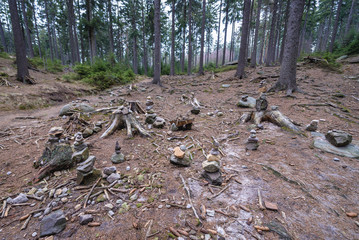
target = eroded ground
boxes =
[0,62,358,240]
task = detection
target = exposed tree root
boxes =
[101,106,151,138]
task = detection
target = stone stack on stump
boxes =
[169,145,191,167]
[202,140,223,186]
[111,141,126,164]
[246,130,259,150]
[72,132,89,163]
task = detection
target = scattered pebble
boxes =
[206,210,215,217]
[32,232,37,237]
[264,201,278,211]
[108,210,115,216]
[186,204,192,209]
[158,205,163,209]
[126,166,131,171]
[333,157,340,162]
[6,171,12,176]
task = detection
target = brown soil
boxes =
[0,59,358,240]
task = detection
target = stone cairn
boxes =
[305,120,319,132]
[246,129,259,150]
[145,96,166,128]
[201,140,223,186]
[111,141,126,164]
[73,132,97,184]
[169,145,191,167]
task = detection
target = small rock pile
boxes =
[144,96,166,128]
[169,145,191,167]
[305,120,319,132]
[202,140,223,186]
[76,156,96,184]
[103,166,121,184]
[72,132,89,163]
[246,130,259,150]
[111,141,126,164]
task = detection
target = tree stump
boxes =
[100,106,151,138]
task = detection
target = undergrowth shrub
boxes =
[0,52,10,59]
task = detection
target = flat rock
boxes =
[207,154,220,162]
[169,154,191,167]
[153,117,166,128]
[40,210,66,237]
[111,152,125,164]
[202,160,220,173]
[107,173,121,183]
[202,171,223,186]
[264,201,278,211]
[237,96,256,108]
[59,103,95,116]
[72,147,89,163]
[312,132,359,159]
[103,166,117,176]
[77,156,96,173]
[174,147,185,159]
[79,214,93,225]
[82,128,93,138]
[7,193,28,204]
[325,130,352,147]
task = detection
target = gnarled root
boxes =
[101,106,151,138]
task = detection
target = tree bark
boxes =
[152,0,161,85]
[141,0,148,75]
[8,0,30,83]
[259,5,268,65]
[198,0,206,75]
[344,0,355,36]
[67,0,77,64]
[0,20,7,52]
[20,0,34,58]
[235,0,251,79]
[107,0,114,54]
[329,0,343,52]
[265,0,278,66]
[222,2,229,66]
[215,0,222,68]
[187,0,192,75]
[86,0,96,63]
[274,0,283,61]
[170,0,175,76]
[44,0,54,60]
[181,0,186,73]
[250,0,262,68]
[77,0,85,62]
[32,1,41,58]
[229,21,235,62]
[280,0,290,63]
[298,0,310,56]
[270,0,305,95]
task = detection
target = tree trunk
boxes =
[107,0,114,54]
[152,0,161,85]
[44,0,54,60]
[229,21,235,62]
[270,0,305,95]
[170,0,175,76]
[235,0,251,79]
[8,0,30,83]
[222,3,229,65]
[259,5,268,65]
[32,1,41,58]
[273,0,283,61]
[86,0,96,63]
[323,0,334,51]
[215,0,222,68]
[250,0,262,68]
[329,0,343,52]
[198,0,206,75]
[0,20,8,52]
[280,0,290,63]
[72,1,80,63]
[20,0,34,58]
[181,0,186,73]
[298,0,310,56]
[77,0,85,62]
[67,0,76,64]
[187,0,192,75]
[52,26,59,59]
[141,0,148,75]
[265,0,278,66]
[344,0,355,36]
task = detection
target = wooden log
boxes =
[265,110,303,135]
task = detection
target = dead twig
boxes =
[20,214,31,230]
[144,219,153,240]
[207,184,230,200]
[84,178,101,208]
[258,189,265,210]
[179,174,201,223]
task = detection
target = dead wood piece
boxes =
[179,174,201,223]
[169,227,181,237]
[101,107,151,138]
[207,184,230,200]
[128,101,145,114]
[84,178,101,208]
[265,110,303,135]
[1,200,7,218]
[257,189,265,210]
[21,214,31,230]
[239,112,252,124]
[144,220,153,240]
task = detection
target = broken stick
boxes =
[179,174,201,223]
[207,184,230,200]
[84,178,101,208]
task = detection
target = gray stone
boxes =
[40,210,66,237]
[333,157,340,162]
[305,120,319,132]
[191,106,200,115]
[237,96,256,108]
[325,130,352,147]
[77,156,96,173]
[7,193,28,204]
[107,173,121,183]
[108,210,115,216]
[169,154,191,167]
[82,128,93,138]
[103,166,117,175]
[153,117,165,128]
[221,84,231,88]
[79,214,93,225]
[71,147,89,163]
[202,160,220,173]
[93,126,102,133]
[111,153,125,164]
[202,171,223,186]
[206,209,215,217]
[145,113,157,124]
[32,232,37,237]
[59,103,95,116]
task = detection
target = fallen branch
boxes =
[20,214,31,230]
[257,189,265,210]
[179,174,201,223]
[207,184,230,200]
[144,219,153,240]
[84,178,101,208]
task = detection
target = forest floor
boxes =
[0,57,358,240]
